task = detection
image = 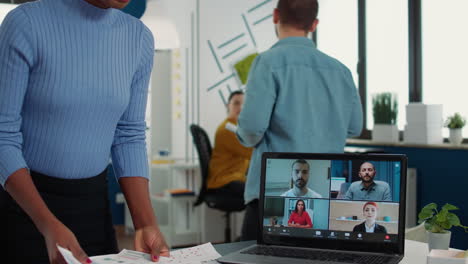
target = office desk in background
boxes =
[213,240,448,264]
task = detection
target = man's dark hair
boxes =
[292,159,310,170]
[227,90,244,104]
[277,0,319,31]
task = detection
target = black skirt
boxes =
[0,170,118,264]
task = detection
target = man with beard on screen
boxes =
[281,159,322,198]
[345,162,392,201]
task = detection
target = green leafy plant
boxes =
[445,113,466,129]
[418,203,468,233]
[372,92,398,124]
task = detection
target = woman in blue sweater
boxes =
[0,0,168,263]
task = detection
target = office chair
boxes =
[189,124,246,242]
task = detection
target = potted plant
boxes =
[445,113,466,145]
[372,92,399,142]
[418,203,468,251]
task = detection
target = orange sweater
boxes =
[207,118,253,189]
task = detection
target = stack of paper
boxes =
[58,243,221,264]
[427,249,468,264]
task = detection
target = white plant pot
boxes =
[449,128,463,145]
[372,124,399,143]
[427,231,451,251]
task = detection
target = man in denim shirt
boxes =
[236,0,363,240]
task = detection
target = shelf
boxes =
[347,138,468,150]
[119,160,202,247]
[151,195,196,203]
[149,162,201,247]
[151,160,199,169]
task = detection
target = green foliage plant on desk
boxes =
[371,92,399,142]
[418,203,468,250]
[234,53,258,85]
[372,92,398,125]
[445,113,466,145]
[445,113,466,129]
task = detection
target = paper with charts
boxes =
[57,243,221,264]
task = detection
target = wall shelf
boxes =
[347,138,468,150]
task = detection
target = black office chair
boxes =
[189,124,245,242]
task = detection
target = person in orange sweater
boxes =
[208,91,253,200]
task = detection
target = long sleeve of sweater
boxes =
[0,8,34,185]
[111,26,154,179]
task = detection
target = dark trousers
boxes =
[241,199,259,241]
[0,170,118,264]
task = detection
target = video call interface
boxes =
[263,158,402,243]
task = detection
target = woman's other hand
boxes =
[134,225,170,262]
[43,219,91,264]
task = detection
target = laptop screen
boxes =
[259,153,407,254]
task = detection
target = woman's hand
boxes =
[134,225,170,262]
[42,219,91,264]
[119,177,170,262]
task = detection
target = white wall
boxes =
[153,0,278,159]
[199,0,278,141]
[150,51,172,157]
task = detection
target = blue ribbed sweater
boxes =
[0,0,154,186]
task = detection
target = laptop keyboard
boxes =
[241,246,394,264]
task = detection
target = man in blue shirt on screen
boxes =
[345,162,392,201]
[236,0,363,240]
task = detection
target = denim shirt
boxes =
[237,37,363,203]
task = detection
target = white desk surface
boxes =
[403,239,466,264]
[402,239,429,264]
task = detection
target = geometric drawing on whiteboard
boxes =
[205,0,274,105]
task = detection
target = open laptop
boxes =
[218,152,407,264]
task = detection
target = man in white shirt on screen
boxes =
[281,159,322,198]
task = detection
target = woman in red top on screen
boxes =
[287,199,313,228]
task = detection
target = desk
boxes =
[213,240,437,264]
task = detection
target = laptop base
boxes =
[217,244,403,264]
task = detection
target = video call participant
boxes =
[353,202,387,234]
[281,159,322,198]
[236,0,363,241]
[207,91,252,200]
[345,162,392,201]
[288,199,313,228]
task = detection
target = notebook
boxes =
[218,152,407,264]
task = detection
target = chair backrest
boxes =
[189,124,213,206]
